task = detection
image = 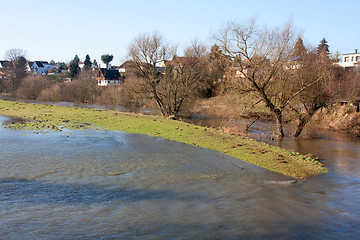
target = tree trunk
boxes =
[245,116,260,131]
[294,117,307,138]
[294,111,316,138]
[248,81,285,139]
[274,109,284,139]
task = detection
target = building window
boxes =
[351,56,354,62]
[356,56,360,62]
[108,80,110,83]
[344,57,349,62]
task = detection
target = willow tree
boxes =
[214,18,328,139]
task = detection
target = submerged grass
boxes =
[0,99,327,179]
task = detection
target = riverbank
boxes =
[193,95,360,138]
[0,99,327,179]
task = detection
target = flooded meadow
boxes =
[0,115,359,239]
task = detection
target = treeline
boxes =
[122,21,359,138]
[0,51,125,106]
[12,72,126,106]
[1,18,360,138]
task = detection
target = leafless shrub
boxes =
[37,82,64,102]
[216,18,299,139]
[193,92,271,119]
[16,75,50,100]
[37,71,98,103]
[95,86,122,105]
[119,76,146,108]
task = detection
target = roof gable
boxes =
[119,61,135,68]
[171,56,200,67]
[98,68,121,80]
[0,60,12,68]
[33,61,50,68]
[34,61,44,67]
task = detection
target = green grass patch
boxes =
[0,99,328,179]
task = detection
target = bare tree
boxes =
[159,55,203,116]
[216,19,308,139]
[128,32,174,74]
[126,32,202,117]
[290,51,336,137]
[3,48,28,92]
[127,32,174,115]
[4,48,27,62]
[183,40,225,98]
[184,39,207,58]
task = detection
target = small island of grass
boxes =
[0,99,327,179]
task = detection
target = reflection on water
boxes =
[186,115,360,176]
[277,138,360,178]
[0,116,360,239]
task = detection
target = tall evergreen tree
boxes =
[69,55,80,77]
[93,59,98,67]
[83,54,92,70]
[74,55,80,63]
[317,38,330,56]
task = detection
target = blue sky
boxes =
[1,0,358,65]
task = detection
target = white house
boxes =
[336,49,360,68]
[96,68,122,86]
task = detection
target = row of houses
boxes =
[1,50,359,87]
[95,60,167,86]
[0,58,127,87]
[94,50,360,88]
[0,60,68,76]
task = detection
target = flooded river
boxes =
[0,114,359,239]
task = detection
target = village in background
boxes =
[1,47,359,87]
[0,27,359,139]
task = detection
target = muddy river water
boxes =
[0,114,359,239]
